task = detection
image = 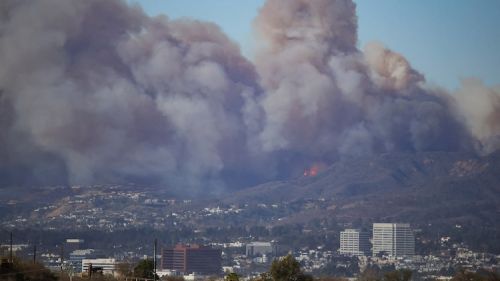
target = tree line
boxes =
[1,254,499,281]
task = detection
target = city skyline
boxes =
[1,0,499,279]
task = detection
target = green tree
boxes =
[254,272,273,281]
[133,259,157,279]
[116,261,133,278]
[0,257,57,281]
[267,255,313,281]
[451,269,500,281]
[225,272,240,281]
[357,268,382,281]
[383,269,412,281]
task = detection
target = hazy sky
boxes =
[129,0,500,91]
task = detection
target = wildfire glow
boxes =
[303,163,326,177]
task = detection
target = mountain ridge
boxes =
[224,151,500,227]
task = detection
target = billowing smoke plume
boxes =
[0,0,261,192]
[0,0,498,192]
[454,79,500,154]
[254,0,473,167]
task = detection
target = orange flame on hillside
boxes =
[303,163,327,177]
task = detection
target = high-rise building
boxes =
[372,223,414,257]
[339,229,371,256]
[161,244,221,275]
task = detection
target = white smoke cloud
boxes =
[454,78,500,154]
[364,42,424,92]
[254,0,472,165]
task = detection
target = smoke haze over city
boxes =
[0,0,499,194]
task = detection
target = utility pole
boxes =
[153,238,157,281]
[60,245,64,275]
[33,244,37,264]
[9,231,13,263]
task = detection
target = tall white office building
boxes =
[372,223,414,257]
[339,229,371,256]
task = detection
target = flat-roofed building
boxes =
[82,258,116,276]
[339,229,371,256]
[372,223,414,257]
[69,249,98,273]
[245,242,276,257]
[161,244,221,275]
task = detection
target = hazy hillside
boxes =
[1,151,499,253]
[226,151,500,226]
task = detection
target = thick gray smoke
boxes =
[0,0,498,192]
[0,0,261,192]
[254,0,474,165]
